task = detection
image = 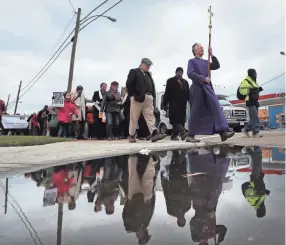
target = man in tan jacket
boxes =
[71,85,92,140]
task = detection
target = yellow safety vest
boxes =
[244,181,265,210]
[239,76,259,102]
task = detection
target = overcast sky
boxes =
[0,0,285,114]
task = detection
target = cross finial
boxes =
[208,5,213,25]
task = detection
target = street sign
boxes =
[43,188,57,207]
[52,92,64,107]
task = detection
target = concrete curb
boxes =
[0,140,214,178]
[0,140,208,165]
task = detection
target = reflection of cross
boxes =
[208,5,213,27]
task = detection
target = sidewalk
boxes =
[0,131,284,174]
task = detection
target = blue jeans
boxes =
[245,106,260,134]
[58,123,70,138]
[106,112,120,137]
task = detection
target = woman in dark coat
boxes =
[92,83,107,139]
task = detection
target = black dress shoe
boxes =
[171,136,179,141]
[220,131,235,142]
[151,133,167,142]
[186,136,200,143]
[180,132,188,141]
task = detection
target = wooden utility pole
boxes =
[14,81,22,115]
[57,203,63,245]
[6,94,10,109]
[4,178,8,214]
[67,8,81,92]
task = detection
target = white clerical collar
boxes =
[99,91,103,99]
[195,56,203,59]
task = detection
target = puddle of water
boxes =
[0,145,285,245]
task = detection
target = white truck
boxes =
[156,92,249,134]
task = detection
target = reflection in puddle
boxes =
[0,145,285,245]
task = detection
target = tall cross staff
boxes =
[207,5,213,78]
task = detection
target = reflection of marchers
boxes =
[188,145,229,245]
[241,147,271,218]
[161,150,191,228]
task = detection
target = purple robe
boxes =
[187,56,229,135]
[188,148,229,243]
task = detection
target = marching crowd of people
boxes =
[26,82,161,141]
[25,145,271,244]
[1,43,264,141]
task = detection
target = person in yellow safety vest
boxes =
[241,146,270,218]
[238,69,263,138]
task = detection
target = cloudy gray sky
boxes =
[0,0,285,114]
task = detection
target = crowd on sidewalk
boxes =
[1,43,264,142]
[26,82,161,141]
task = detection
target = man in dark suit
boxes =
[163,67,189,141]
[126,58,167,143]
[92,83,107,139]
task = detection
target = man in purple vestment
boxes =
[186,43,235,143]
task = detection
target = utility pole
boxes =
[67,8,81,92]
[14,81,22,115]
[6,94,10,109]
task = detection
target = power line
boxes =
[20,17,76,93]
[50,13,76,54]
[80,0,123,32]
[7,42,71,109]
[68,0,76,13]
[228,72,285,97]
[7,1,123,109]
[0,181,43,245]
[7,19,76,109]
[80,0,108,23]
[260,72,285,86]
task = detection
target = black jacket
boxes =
[126,68,156,103]
[92,91,103,104]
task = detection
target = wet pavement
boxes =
[0,145,285,245]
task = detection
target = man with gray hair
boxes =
[126,58,167,143]
[186,43,235,143]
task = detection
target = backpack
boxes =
[237,79,253,100]
[86,112,94,124]
[49,115,59,129]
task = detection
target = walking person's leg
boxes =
[70,121,76,138]
[171,124,187,140]
[114,112,120,139]
[58,123,63,137]
[253,107,262,137]
[244,106,256,137]
[39,122,44,135]
[106,112,113,140]
[142,95,167,142]
[76,120,85,139]
[127,156,143,200]
[66,123,70,138]
[129,97,144,143]
[142,157,155,202]
[75,121,80,139]
[62,123,69,138]
[171,124,180,140]
[88,123,92,139]
[82,121,88,139]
